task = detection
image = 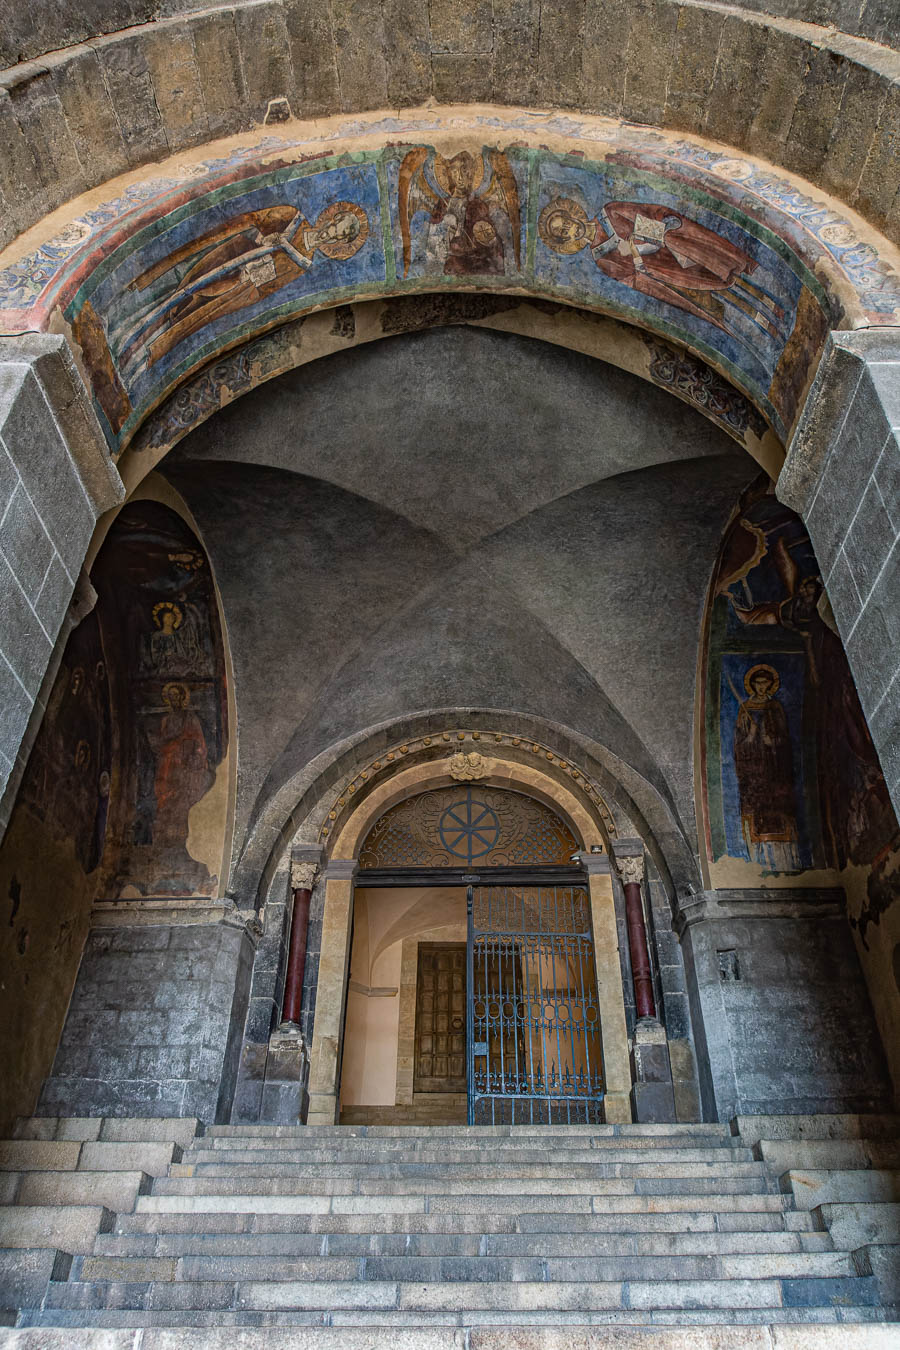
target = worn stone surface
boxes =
[38,921,256,1124]
[0,0,897,247]
[679,900,892,1122]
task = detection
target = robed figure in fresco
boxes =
[114,201,369,376]
[539,197,785,343]
[150,682,210,849]
[731,663,801,872]
[398,148,521,279]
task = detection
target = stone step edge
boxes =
[2,1321,899,1346]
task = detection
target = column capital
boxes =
[615,854,644,886]
[290,861,318,891]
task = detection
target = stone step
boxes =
[114,1207,801,1235]
[2,1322,899,1346]
[201,1133,741,1152]
[734,1116,900,1148]
[172,1155,766,1177]
[0,1206,113,1253]
[202,1123,735,1138]
[0,1249,72,1310]
[136,1191,793,1216]
[71,1248,858,1284]
[816,1201,900,1247]
[856,1243,900,1303]
[41,1274,882,1313]
[151,1174,772,1197]
[0,1140,181,1177]
[758,1139,900,1172]
[12,1118,201,1147]
[187,1146,753,1167]
[782,1169,900,1209]
[91,1228,835,1259]
[4,1171,152,1211]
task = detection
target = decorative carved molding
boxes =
[290,861,318,891]
[616,855,645,886]
[448,750,490,781]
[317,728,618,844]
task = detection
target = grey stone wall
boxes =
[0,0,896,253]
[0,336,122,837]
[38,913,257,1122]
[677,889,893,1122]
[779,330,900,818]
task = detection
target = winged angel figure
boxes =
[398,148,521,279]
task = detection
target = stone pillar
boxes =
[618,855,656,1020]
[280,861,317,1030]
[583,861,631,1124]
[778,329,900,817]
[615,853,675,1123]
[0,335,124,839]
[307,859,357,1124]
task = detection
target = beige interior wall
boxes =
[340,886,465,1107]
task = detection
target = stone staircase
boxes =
[0,1113,897,1346]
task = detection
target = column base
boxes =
[630,1018,676,1123]
[603,1091,632,1124]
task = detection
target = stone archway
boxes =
[304,748,635,1124]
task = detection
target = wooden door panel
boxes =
[414,943,466,1092]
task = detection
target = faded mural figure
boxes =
[731,664,801,872]
[398,148,521,279]
[114,201,369,376]
[16,615,112,874]
[538,197,785,344]
[92,501,229,898]
[150,683,210,848]
[707,479,899,880]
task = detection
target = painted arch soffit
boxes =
[2,107,898,458]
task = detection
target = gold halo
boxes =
[538,197,590,255]
[433,150,483,197]
[152,600,183,629]
[744,663,780,695]
[162,681,190,706]
[314,201,369,261]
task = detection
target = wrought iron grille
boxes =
[466,884,605,1125]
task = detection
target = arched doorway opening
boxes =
[343,784,603,1126]
[302,749,634,1127]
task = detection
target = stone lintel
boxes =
[91,897,263,937]
[674,887,846,934]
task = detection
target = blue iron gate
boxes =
[466,883,605,1125]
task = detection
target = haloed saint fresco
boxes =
[92,501,228,897]
[706,477,897,876]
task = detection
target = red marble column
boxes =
[619,856,657,1020]
[280,862,317,1029]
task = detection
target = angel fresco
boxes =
[538,196,787,348]
[111,202,369,378]
[398,148,521,279]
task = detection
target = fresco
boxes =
[704,478,898,877]
[92,501,228,897]
[16,612,112,875]
[3,111,898,457]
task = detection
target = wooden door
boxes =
[414,943,466,1092]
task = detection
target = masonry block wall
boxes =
[679,890,893,1122]
[0,0,897,254]
[0,337,122,834]
[39,918,256,1122]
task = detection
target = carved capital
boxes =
[291,861,318,891]
[616,854,644,886]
